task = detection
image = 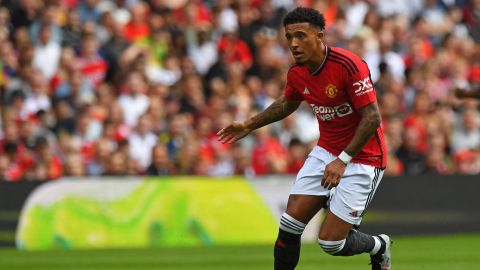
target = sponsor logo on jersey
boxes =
[325,84,338,98]
[353,77,373,96]
[310,102,353,121]
[303,87,310,95]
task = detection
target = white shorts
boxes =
[290,146,384,225]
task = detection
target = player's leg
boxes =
[274,147,332,270]
[317,166,392,269]
[318,211,383,256]
[274,194,326,270]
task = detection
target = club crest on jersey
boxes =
[325,84,338,98]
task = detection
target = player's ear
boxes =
[317,31,324,40]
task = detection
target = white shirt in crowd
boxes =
[188,41,218,75]
[23,94,51,117]
[129,132,158,169]
[451,110,480,152]
[33,41,61,80]
[376,0,424,19]
[364,51,406,83]
[118,93,149,127]
[344,0,369,39]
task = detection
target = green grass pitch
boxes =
[1,234,479,270]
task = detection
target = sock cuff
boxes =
[370,236,382,255]
[279,213,306,235]
[318,239,346,255]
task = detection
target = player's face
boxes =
[285,22,323,64]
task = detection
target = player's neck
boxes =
[306,43,327,74]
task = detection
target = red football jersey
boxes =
[284,46,387,168]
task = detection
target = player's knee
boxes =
[279,213,306,235]
[318,239,346,256]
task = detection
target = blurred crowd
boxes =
[0,0,479,181]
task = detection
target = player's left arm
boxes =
[322,56,380,190]
[343,102,381,156]
[321,102,380,189]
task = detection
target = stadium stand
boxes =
[0,0,479,181]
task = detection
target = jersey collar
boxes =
[310,45,329,76]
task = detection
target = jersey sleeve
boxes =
[284,69,304,101]
[346,60,377,110]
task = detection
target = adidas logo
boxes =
[303,87,310,95]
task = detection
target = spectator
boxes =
[146,143,175,175]
[32,24,61,80]
[123,2,150,42]
[364,28,405,83]
[286,138,306,175]
[118,71,150,127]
[425,133,453,175]
[64,152,86,176]
[451,108,480,153]
[55,69,95,106]
[1,0,479,180]
[61,9,83,49]
[176,133,202,175]
[403,91,432,154]
[78,0,101,23]
[9,0,38,29]
[52,99,76,135]
[102,21,131,82]
[251,126,288,175]
[396,126,427,175]
[187,25,218,75]
[217,8,253,70]
[87,137,115,176]
[29,5,62,45]
[77,34,108,86]
[32,136,63,180]
[22,69,52,118]
[453,149,480,175]
[128,113,158,170]
[104,150,128,176]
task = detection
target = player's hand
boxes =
[454,88,468,99]
[217,121,252,144]
[321,159,347,190]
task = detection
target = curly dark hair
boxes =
[283,7,326,30]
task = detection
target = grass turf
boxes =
[0,234,479,270]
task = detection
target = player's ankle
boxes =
[371,236,386,255]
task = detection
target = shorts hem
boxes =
[329,206,361,226]
[290,191,329,197]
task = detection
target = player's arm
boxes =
[322,102,381,189]
[343,102,381,157]
[455,87,480,99]
[217,94,301,144]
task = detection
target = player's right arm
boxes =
[217,94,301,144]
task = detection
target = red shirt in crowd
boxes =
[284,46,387,168]
[217,36,253,69]
[251,136,288,175]
[123,21,150,42]
[77,56,108,86]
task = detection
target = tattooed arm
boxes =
[322,102,381,189]
[343,102,382,157]
[217,94,302,144]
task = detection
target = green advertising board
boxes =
[17,177,278,250]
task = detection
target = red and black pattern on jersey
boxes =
[284,46,387,169]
